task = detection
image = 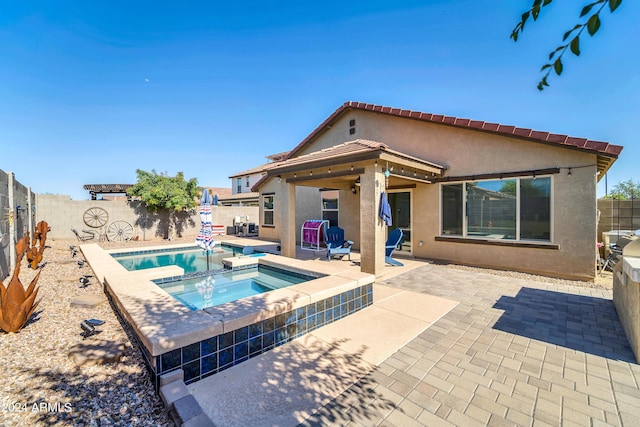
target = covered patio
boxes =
[257,139,446,277]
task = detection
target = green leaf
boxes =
[540,63,552,71]
[532,3,540,20]
[587,13,601,36]
[548,45,564,60]
[521,11,530,24]
[542,0,553,5]
[553,58,563,75]
[580,3,595,17]
[537,76,550,91]
[570,36,581,56]
[609,0,622,12]
[563,24,583,41]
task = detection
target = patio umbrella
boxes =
[379,192,393,226]
[195,189,215,270]
[213,194,218,206]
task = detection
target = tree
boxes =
[127,169,200,239]
[511,0,623,90]
[604,178,640,200]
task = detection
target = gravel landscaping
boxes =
[0,236,612,426]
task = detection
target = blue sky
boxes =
[1,1,638,200]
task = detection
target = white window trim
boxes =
[263,194,275,226]
[321,190,339,225]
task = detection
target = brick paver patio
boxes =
[302,264,640,426]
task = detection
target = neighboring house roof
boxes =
[205,187,232,198]
[229,164,267,178]
[266,151,290,162]
[229,151,291,178]
[218,192,260,203]
[285,101,622,177]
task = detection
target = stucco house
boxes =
[220,152,289,206]
[253,101,622,281]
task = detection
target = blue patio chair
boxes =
[325,225,354,261]
[385,228,404,266]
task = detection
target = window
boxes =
[246,176,250,187]
[441,177,551,241]
[236,178,242,193]
[321,190,339,227]
[263,195,274,226]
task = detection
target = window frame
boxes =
[320,190,339,227]
[439,175,553,243]
[262,194,275,226]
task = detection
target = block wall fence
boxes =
[0,168,257,279]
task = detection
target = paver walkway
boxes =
[303,264,640,426]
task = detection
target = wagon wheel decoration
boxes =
[106,220,134,242]
[83,207,109,228]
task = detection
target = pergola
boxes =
[83,184,133,200]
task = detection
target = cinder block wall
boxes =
[36,194,258,241]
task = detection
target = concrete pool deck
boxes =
[189,284,459,426]
[80,241,379,358]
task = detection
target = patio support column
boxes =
[359,164,386,277]
[279,181,297,258]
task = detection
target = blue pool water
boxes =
[156,266,309,310]
[112,246,240,273]
[111,246,314,310]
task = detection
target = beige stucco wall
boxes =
[362,111,598,280]
[257,181,358,246]
[261,109,603,280]
[36,194,257,241]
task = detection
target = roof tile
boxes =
[482,123,500,131]
[547,133,568,143]
[565,137,586,148]
[513,128,532,137]
[529,130,549,140]
[284,101,622,167]
[497,125,515,134]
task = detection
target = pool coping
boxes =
[80,242,375,358]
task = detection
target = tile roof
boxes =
[218,192,260,201]
[286,101,623,160]
[205,187,232,198]
[264,139,445,172]
[228,164,268,178]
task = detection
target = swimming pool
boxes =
[156,266,310,310]
[112,245,240,273]
[84,242,375,388]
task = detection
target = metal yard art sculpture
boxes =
[27,220,50,270]
[0,221,49,332]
